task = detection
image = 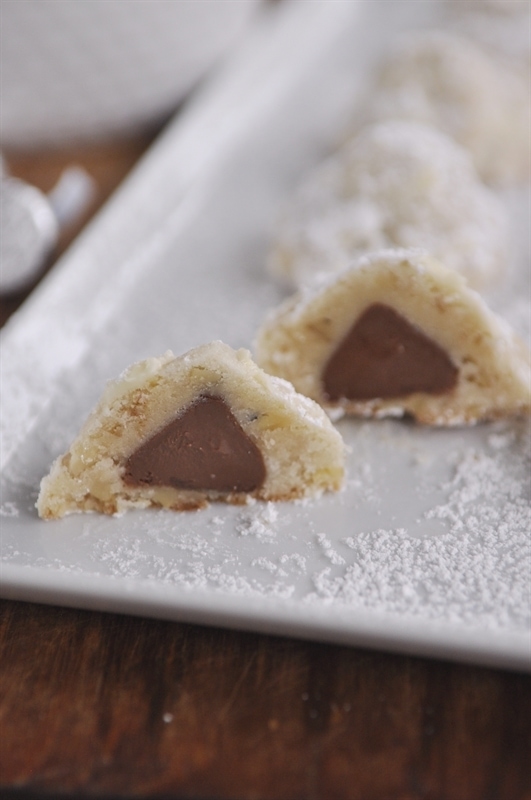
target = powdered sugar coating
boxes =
[269,121,508,290]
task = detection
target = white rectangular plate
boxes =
[1,0,530,672]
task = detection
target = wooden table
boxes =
[1,139,530,800]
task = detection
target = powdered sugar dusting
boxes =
[0,502,19,518]
[316,533,346,565]
[303,422,530,631]
[3,416,527,635]
[236,502,279,541]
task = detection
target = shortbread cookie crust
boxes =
[37,342,345,518]
[256,249,531,426]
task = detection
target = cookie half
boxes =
[256,250,531,426]
[37,342,345,518]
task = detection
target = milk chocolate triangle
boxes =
[255,249,531,425]
[37,342,344,518]
[322,303,458,401]
[124,394,266,493]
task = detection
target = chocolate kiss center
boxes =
[123,394,266,493]
[322,303,458,401]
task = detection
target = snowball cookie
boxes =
[358,30,530,186]
[269,121,507,291]
[451,0,529,15]
[37,342,345,519]
[448,5,531,80]
[256,249,531,426]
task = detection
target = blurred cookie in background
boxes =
[446,0,531,79]
[352,30,530,186]
[269,121,508,291]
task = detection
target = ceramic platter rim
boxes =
[1,0,530,673]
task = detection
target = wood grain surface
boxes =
[1,140,531,800]
[0,599,530,800]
